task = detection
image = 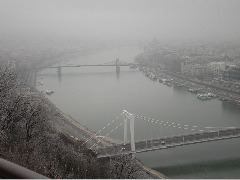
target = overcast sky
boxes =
[0,0,240,42]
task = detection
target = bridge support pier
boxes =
[116,58,120,79]
[57,66,62,84]
[124,116,128,145]
[122,110,136,155]
[130,114,135,152]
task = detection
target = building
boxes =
[181,59,208,78]
[223,65,240,81]
[207,62,226,77]
[191,64,208,77]
[181,60,192,75]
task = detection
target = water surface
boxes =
[38,46,240,178]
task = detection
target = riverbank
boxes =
[139,65,240,107]
[37,72,166,179]
[0,60,166,178]
[0,62,103,178]
[37,87,165,178]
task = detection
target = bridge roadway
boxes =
[96,128,240,158]
[48,63,138,68]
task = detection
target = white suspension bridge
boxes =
[80,110,240,159]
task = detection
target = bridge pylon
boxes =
[122,110,136,153]
[57,66,62,84]
[116,58,120,78]
[115,58,119,66]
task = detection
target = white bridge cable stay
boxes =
[81,116,120,146]
[134,113,237,133]
[89,110,136,150]
[135,114,206,132]
[89,122,123,150]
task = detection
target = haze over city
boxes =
[1,0,240,179]
[1,0,240,43]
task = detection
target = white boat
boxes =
[188,88,202,93]
[162,79,168,84]
[207,92,217,98]
[45,90,54,95]
[197,94,209,100]
[197,93,216,100]
[188,88,195,93]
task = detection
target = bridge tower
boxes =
[57,66,62,84]
[122,110,136,153]
[115,58,119,67]
[116,58,120,79]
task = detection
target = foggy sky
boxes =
[0,0,240,42]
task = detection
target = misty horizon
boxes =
[0,0,240,44]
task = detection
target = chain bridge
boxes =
[48,58,138,68]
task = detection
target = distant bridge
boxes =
[48,59,138,69]
[48,64,137,68]
[81,110,240,158]
[45,58,139,83]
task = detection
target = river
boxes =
[37,46,240,178]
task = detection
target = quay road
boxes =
[140,65,240,106]
[144,67,240,104]
[96,128,240,158]
[163,70,240,100]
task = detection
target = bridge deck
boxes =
[48,64,137,68]
[96,128,240,158]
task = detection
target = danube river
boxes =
[38,46,240,178]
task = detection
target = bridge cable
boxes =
[134,113,236,133]
[81,116,120,146]
[89,122,123,150]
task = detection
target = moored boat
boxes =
[45,90,54,95]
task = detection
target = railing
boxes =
[0,158,47,179]
[97,128,240,158]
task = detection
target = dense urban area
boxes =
[136,40,240,106]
